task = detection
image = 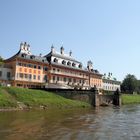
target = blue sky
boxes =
[0,0,140,81]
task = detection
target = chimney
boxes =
[69,50,72,56]
[51,45,55,53]
[87,60,93,71]
[60,46,64,55]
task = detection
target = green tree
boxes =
[0,56,3,62]
[0,56,3,66]
[136,80,140,94]
[121,74,138,94]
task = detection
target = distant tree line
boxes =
[121,74,140,94]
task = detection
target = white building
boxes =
[0,67,12,86]
[102,73,121,92]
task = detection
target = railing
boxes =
[15,77,44,83]
[50,70,88,79]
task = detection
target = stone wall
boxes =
[43,88,121,106]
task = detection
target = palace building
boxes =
[0,42,121,91]
[1,42,49,88]
[102,73,121,91]
[44,46,89,89]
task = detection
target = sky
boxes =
[0,0,140,81]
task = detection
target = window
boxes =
[72,63,76,67]
[24,68,27,72]
[19,68,22,72]
[64,77,66,82]
[44,75,47,82]
[69,78,71,82]
[30,55,34,59]
[57,77,59,81]
[44,66,48,71]
[23,63,27,67]
[57,69,60,72]
[54,58,58,63]
[19,73,23,78]
[79,64,82,69]
[38,65,41,69]
[38,75,40,80]
[7,72,10,79]
[53,76,55,81]
[34,65,36,69]
[33,75,36,80]
[28,64,32,67]
[21,54,26,58]
[67,61,71,66]
[25,74,28,79]
[73,79,76,83]
[62,60,66,65]
[34,70,36,74]
[29,69,32,73]
[29,74,32,79]
[38,71,40,74]
[53,68,56,71]
[0,71,2,77]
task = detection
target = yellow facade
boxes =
[0,42,103,89]
[89,73,103,89]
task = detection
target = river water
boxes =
[0,105,140,140]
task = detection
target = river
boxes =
[0,105,140,140]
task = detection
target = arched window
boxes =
[72,63,76,67]
[22,54,27,58]
[62,60,66,65]
[79,64,82,69]
[67,61,71,66]
[54,58,58,63]
[30,55,35,59]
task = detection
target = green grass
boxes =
[0,88,17,107]
[0,87,90,109]
[122,94,140,104]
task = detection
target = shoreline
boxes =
[0,87,91,111]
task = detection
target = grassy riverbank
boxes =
[0,87,90,109]
[122,94,140,104]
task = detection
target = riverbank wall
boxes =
[44,88,121,106]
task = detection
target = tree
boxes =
[0,56,3,66]
[0,56,3,62]
[136,80,140,94]
[121,74,138,94]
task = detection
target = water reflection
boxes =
[0,106,140,140]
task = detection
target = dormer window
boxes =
[54,58,58,63]
[91,69,94,72]
[30,55,35,59]
[62,60,66,65]
[94,70,99,73]
[79,64,82,69]
[21,54,26,58]
[67,61,71,66]
[72,63,76,67]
